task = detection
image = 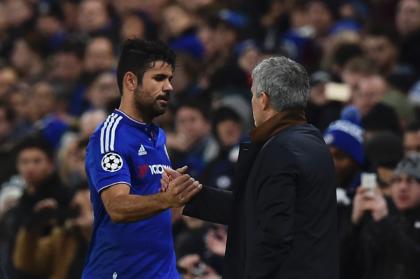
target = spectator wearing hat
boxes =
[342,154,420,279]
[324,120,364,193]
[324,120,366,279]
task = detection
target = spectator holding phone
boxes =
[341,154,420,279]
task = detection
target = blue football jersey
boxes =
[82,109,179,279]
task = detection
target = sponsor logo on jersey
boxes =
[138,164,171,177]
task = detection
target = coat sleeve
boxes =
[183,186,233,225]
[246,150,299,279]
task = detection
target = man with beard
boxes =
[82,39,202,279]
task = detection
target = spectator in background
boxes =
[1,137,73,277]
[403,122,420,155]
[279,1,321,72]
[0,101,18,183]
[343,154,420,279]
[10,33,47,82]
[306,71,342,132]
[0,67,18,99]
[200,106,242,191]
[350,74,401,137]
[365,131,404,195]
[174,216,209,260]
[161,3,204,59]
[120,12,148,41]
[363,25,417,92]
[6,83,34,137]
[29,82,70,150]
[69,36,115,116]
[83,37,115,76]
[77,0,116,42]
[13,185,93,279]
[85,71,119,111]
[395,0,420,37]
[397,0,420,74]
[324,120,364,194]
[47,40,84,93]
[78,109,106,140]
[167,100,218,178]
[170,52,205,108]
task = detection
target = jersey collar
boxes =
[114,109,159,140]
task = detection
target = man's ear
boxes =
[123,71,138,93]
[259,91,271,110]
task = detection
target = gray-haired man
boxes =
[165,57,339,279]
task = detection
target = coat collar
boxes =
[250,108,307,143]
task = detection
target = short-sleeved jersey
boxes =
[82,109,179,279]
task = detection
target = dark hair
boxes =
[333,43,364,68]
[15,136,54,160]
[116,39,176,94]
[0,101,15,123]
[176,98,211,121]
[56,38,85,60]
[213,106,242,126]
[406,121,420,132]
[366,24,399,47]
[20,32,49,58]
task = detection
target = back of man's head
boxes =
[116,39,176,94]
[251,56,309,112]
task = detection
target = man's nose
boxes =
[163,79,173,91]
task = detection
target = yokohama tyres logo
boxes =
[138,164,171,177]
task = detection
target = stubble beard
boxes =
[134,94,166,123]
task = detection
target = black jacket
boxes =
[184,122,339,279]
[341,206,420,279]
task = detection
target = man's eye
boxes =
[154,76,165,81]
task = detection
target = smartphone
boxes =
[325,82,351,102]
[361,173,377,191]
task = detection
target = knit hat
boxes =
[394,154,420,180]
[324,120,364,165]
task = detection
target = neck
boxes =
[260,109,278,124]
[119,96,151,123]
[251,108,307,142]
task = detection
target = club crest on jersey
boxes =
[101,152,123,172]
[138,145,147,156]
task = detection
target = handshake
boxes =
[160,166,203,208]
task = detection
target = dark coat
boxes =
[341,206,420,279]
[184,121,339,279]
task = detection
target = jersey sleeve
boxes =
[86,132,131,193]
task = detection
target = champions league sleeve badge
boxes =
[101,152,123,172]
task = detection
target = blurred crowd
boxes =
[0,0,420,278]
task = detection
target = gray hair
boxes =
[251,56,309,111]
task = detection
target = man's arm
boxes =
[183,186,233,225]
[163,168,233,225]
[246,168,297,279]
[101,174,201,223]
